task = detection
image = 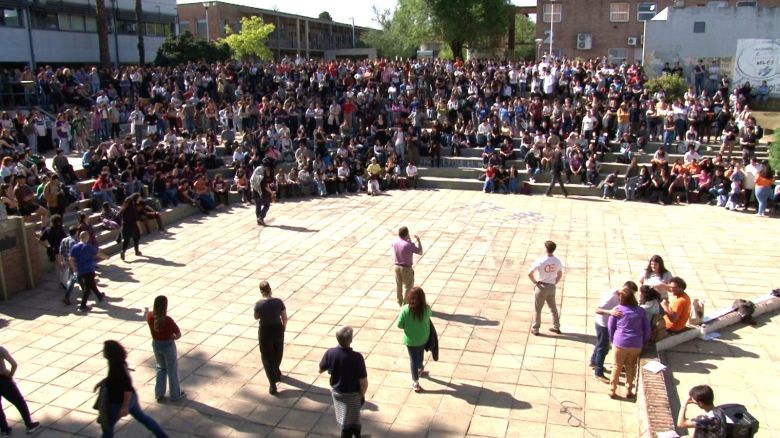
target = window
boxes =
[736,0,757,6]
[610,3,630,22]
[637,2,657,21]
[85,16,97,32]
[117,20,137,34]
[179,20,190,34]
[693,22,706,33]
[145,22,172,37]
[707,0,728,7]
[608,48,628,64]
[196,19,207,37]
[543,3,562,23]
[32,11,58,30]
[0,8,22,27]
[59,14,86,32]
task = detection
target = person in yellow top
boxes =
[366,157,382,195]
[754,161,774,217]
[616,102,630,141]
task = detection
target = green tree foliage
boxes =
[318,11,332,21]
[769,134,780,174]
[362,0,435,59]
[154,31,231,66]
[222,16,275,61]
[513,14,535,61]
[646,74,687,101]
[425,0,512,60]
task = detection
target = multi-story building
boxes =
[535,0,780,65]
[176,1,374,59]
[0,0,177,67]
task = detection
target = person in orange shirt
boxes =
[754,161,774,217]
[661,277,691,333]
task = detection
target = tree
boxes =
[318,11,332,21]
[95,0,111,68]
[154,31,231,66]
[135,0,144,64]
[425,0,512,59]
[514,14,536,60]
[362,0,435,59]
[221,16,275,60]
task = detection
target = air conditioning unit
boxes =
[673,0,685,8]
[627,37,638,46]
[577,33,592,50]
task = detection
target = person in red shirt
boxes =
[483,164,497,193]
[145,295,185,402]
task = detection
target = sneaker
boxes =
[412,381,422,392]
[62,298,71,306]
[26,422,40,434]
[120,251,125,261]
[269,383,278,395]
[549,328,561,334]
[531,329,539,336]
[171,391,187,402]
[594,375,609,384]
[77,305,92,312]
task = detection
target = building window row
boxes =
[543,2,660,23]
[27,10,172,36]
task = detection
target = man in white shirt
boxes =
[590,281,638,382]
[743,157,760,211]
[527,241,564,335]
[405,162,418,189]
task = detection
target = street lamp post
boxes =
[202,2,217,41]
[350,17,355,49]
[535,38,543,60]
[23,0,36,70]
[549,0,555,58]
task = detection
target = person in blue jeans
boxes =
[145,296,185,403]
[96,340,167,438]
[591,281,638,382]
[58,225,81,305]
[396,286,432,393]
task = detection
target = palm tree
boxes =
[95,0,111,68]
[135,0,144,64]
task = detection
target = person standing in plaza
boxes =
[69,231,106,312]
[319,326,368,438]
[591,281,638,383]
[145,296,185,403]
[95,340,167,438]
[251,163,273,226]
[545,144,569,197]
[254,281,288,395]
[607,286,650,399]
[397,286,432,392]
[119,195,142,261]
[392,226,423,307]
[527,240,563,335]
[0,347,40,435]
[58,225,80,305]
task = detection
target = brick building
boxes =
[177,2,373,59]
[535,0,780,64]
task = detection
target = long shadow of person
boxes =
[431,310,499,327]
[423,375,531,410]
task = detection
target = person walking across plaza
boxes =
[0,347,40,435]
[607,286,650,399]
[254,281,288,395]
[119,195,142,261]
[397,286,432,392]
[528,240,563,335]
[319,326,368,438]
[545,144,569,197]
[69,231,106,312]
[95,340,167,438]
[58,225,80,305]
[251,162,273,226]
[392,226,423,306]
[591,281,638,383]
[145,296,186,403]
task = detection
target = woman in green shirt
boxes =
[396,286,431,392]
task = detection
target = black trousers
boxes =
[78,272,102,309]
[546,170,568,196]
[341,425,361,438]
[121,227,140,253]
[258,325,284,385]
[0,376,33,432]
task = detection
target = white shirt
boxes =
[528,255,563,284]
[406,164,418,177]
[596,288,620,327]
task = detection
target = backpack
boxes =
[250,166,265,195]
[731,299,756,325]
[717,404,759,438]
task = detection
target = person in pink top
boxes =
[392,226,423,306]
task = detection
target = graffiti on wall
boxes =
[734,39,780,96]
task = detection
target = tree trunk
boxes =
[135,0,145,65]
[95,0,111,68]
[450,39,463,61]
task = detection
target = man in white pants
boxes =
[528,240,563,335]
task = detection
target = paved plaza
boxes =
[0,189,778,437]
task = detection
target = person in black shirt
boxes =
[545,144,569,197]
[95,340,167,437]
[320,326,368,438]
[253,281,287,395]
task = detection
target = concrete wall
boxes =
[2,27,166,65]
[645,6,780,85]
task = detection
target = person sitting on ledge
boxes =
[661,276,691,334]
[677,384,728,438]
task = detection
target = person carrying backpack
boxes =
[677,385,728,438]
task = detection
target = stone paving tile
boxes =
[1,190,779,437]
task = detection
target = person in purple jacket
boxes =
[607,288,651,399]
